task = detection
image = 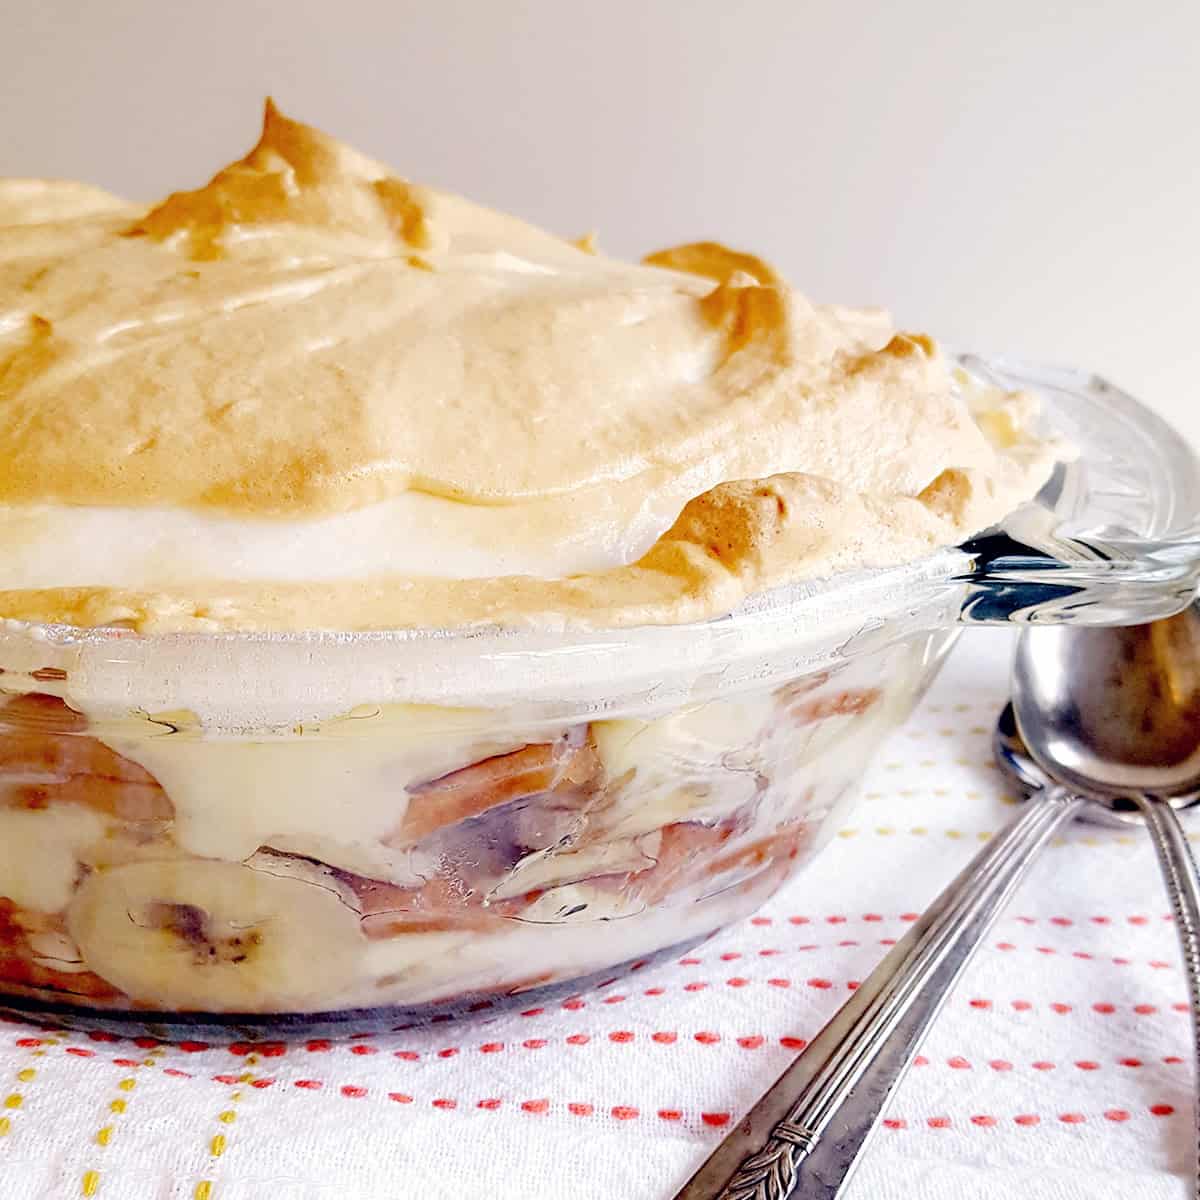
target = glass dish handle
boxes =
[954,527,1200,625]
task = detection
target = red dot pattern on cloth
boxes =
[1,1025,1191,1149]
[226,1027,1190,1075]
[94,1018,1182,1076]
[36,994,1193,1074]
[50,962,1179,1070]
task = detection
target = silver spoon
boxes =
[1012,605,1200,1194]
[674,609,1200,1199]
[672,713,1094,1199]
[671,703,1098,1198]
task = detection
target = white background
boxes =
[4,0,1198,446]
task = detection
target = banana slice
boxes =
[77,824,185,870]
[487,832,661,901]
[0,806,105,912]
[516,882,646,924]
[67,859,366,1011]
[591,696,771,838]
[26,928,89,974]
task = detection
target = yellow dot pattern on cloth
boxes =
[0,1032,64,1138]
[832,823,1136,847]
[847,713,1157,854]
[193,1055,259,1200]
[79,1043,165,1196]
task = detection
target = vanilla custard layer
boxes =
[0,103,1057,632]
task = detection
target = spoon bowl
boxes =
[1012,602,1200,810]
[994,702,1155,828]
[993,701,1053,797]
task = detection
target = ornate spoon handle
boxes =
[672,787,1083,1200]
[1132,796,1200,1200]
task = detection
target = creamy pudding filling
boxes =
[0,644,909,1012]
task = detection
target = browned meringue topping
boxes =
[0,102,1056,633]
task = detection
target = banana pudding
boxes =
[0,104,1058,1029]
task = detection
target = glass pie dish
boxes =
[0,355,1196,1040]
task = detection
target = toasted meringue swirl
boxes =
[0,103,1056,632]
